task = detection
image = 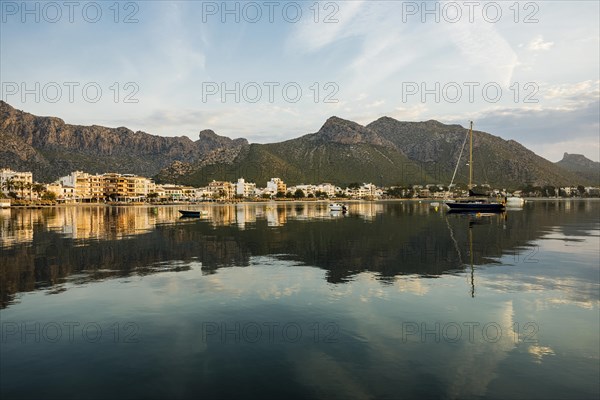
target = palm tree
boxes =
[1,177,15,194]
[13,181,25,199]
[25,182,33,200]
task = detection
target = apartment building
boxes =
[105,174,154,200]
[59,171,105,201]
[266,178,286,195]
[236,178,257,198]
[209,180,235,199]
[0,168,33,197]
[346,183,382,199]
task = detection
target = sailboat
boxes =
[445,122,505,213]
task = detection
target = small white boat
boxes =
[506,197,525,207]
[329,203,347,213]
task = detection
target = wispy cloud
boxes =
[286,0,367,53]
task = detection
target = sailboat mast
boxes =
[468,121,473,190]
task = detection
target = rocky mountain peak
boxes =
[195,129,248,156]
[555,153,599,184]
[315,116,394,147]
[559,152,596,167]
[198,129,218,139]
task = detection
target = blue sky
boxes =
[1,0,599,161]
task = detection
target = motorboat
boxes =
[179,210,208,218]
[506,196,525,207]
[329,203,347,213]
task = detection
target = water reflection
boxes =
[0,203,386,245]
[1,201,599,310]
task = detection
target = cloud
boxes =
[433,80,599,161]
[286,1,367,53]
[544,80,600,103]
[366,100,385,109]
[528,35,554,51]
[442,19,518,87]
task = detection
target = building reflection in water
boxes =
[0,203,392,246]
[2,201,598,310]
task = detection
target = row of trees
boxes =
[0,178,55,200]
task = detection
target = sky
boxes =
[1,0,599,162]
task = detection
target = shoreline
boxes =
[3,197,600,209]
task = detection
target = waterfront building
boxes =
[346,183,381,199]
[0,168,33,198]
[59,171,105,201]
[315,183,337,197]
[236,178,256,198]
[161,184,184,200]
[208,181,235,199]
[266,178,286,195]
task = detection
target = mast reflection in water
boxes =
[1,201,598,400]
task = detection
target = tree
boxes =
[25,182,33,200]
[276,191,286,198]
[294,189,305,198]
[348,182,361,189]
[42,191,56,201]
[402,189,415,199]
[13,181,25,199]
[1,178,15,194]
[543,185,556,197]
[577,185,586,196]
[262,193,271,199]
[386,187,403,198]
[32,183,46,200]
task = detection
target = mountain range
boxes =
[0,101,596,188]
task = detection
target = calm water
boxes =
[1,201,599,399]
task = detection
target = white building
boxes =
[161,184,184,200]
[315,183,337,197]
[236,178,256,198]
[1,168,33,197]
[266,178,286,195]
[346,183,382,199]
[289,184,314,197]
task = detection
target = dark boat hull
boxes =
[446,202,505,213]
[179,210,201,217]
